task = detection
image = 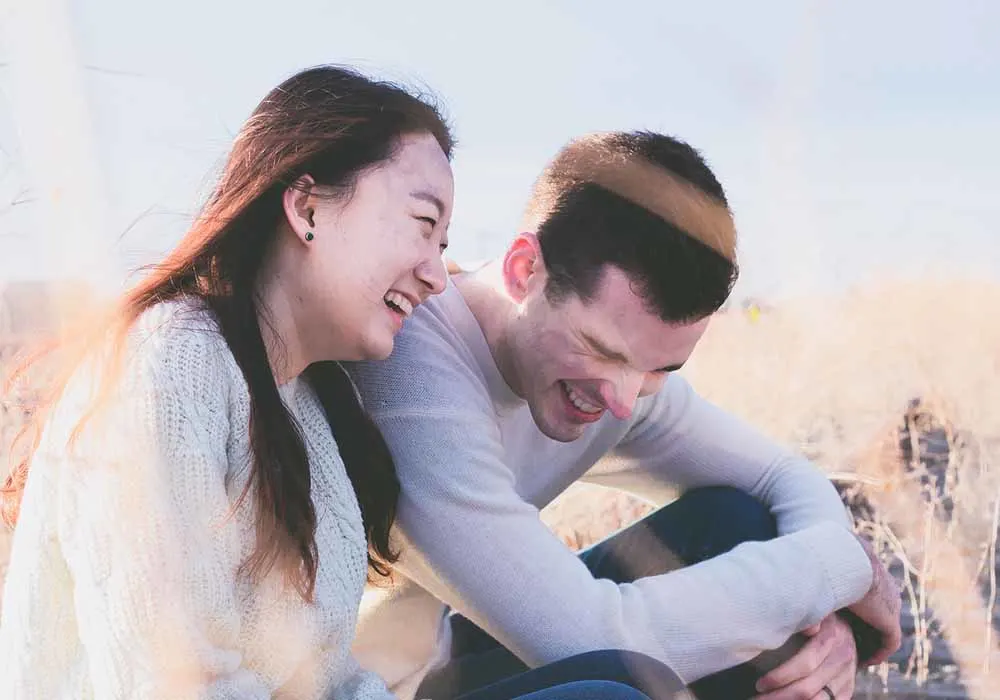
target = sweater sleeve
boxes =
[595,375,871,582]
[333,656,398,700]
[354,365,873,685]
[54,325,274,699]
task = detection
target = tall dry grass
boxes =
[0,300,15,603]
[691,277,1000,693]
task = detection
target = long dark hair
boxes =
[2,65,455,599]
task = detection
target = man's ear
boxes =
[282,174,317,244]
[502,233,544,303]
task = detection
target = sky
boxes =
[0,0,997,300]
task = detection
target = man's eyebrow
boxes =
[411,190,445,217]
[581,331,684,374]
[580,331,630,365]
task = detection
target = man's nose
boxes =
[598,371,645,420]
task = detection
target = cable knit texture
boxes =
[345,279,875,696]
[0,298,394,700]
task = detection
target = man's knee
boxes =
[545,650,688,699]
[645,486,777,565]
[534,681,653,700]
[684,486,776,542]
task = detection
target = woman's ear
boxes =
[282,175,317,244]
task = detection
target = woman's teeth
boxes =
[384,291,414,316]
[561,381,602,414]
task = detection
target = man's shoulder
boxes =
[345,283,493,416]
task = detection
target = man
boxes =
[347,131,901,700]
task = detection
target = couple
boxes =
[0,65,900,700]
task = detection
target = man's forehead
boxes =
[577,266,658,321]
[574,303,705,369]
[588,312,703,350]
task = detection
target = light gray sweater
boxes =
[346,279,873,695]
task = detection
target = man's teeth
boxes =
[562,381,602,414]
[383,291,414,317]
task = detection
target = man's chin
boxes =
[531,408,587,443]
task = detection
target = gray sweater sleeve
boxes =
[591,373,861,537]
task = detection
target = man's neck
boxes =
[453,261,525,399]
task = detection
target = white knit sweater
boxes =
[0,299,394,700]
[346,279,875,696]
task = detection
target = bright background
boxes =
[1,0,997,300]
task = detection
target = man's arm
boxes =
[592,374,860,538]
[371,401,873,684]
[595,374,899,664]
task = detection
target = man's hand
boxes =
[753,613,857,699]
[846,535,903,666]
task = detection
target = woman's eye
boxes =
[416,216,437,233]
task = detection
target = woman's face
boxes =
[295,132,454,361]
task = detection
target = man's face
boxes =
[506,264,710,442]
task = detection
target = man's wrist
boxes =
[838,608,883,665]
[854,533,880,594]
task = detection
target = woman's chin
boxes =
[335,324,397,362]
[357,334,395,361]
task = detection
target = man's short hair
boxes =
[524,131,739,323]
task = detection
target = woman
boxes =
[0,66,663,700]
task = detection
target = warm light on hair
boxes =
[523,133,737,262]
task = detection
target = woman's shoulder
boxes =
[124,296,239,399]
[132,295,223,346]
[42,297,242,459]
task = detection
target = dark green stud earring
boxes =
[305,231,314,242]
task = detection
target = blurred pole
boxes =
[0,0,116,293]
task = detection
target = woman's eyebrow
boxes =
[410,190,444,217]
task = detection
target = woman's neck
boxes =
[257,268,310,386]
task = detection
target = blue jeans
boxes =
[472,679,652,700]
[418,487,804,700]
[454,650,686,700]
